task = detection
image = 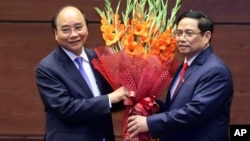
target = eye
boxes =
[185,31,194,37]
[75,25,83,31]
[61,28,71,34]
[175,31,183,37]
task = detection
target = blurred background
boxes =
[0,0,249,140]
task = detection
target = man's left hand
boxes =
[127,115,149,138]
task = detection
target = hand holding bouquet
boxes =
[93,0,182,140]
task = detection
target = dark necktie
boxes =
[172,62,189,98]
[75,57,93,92]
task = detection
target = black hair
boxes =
[176,10,214,34]
[51,5,88,29]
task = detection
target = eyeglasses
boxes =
[57,25,84,35]
[174,30,202,37]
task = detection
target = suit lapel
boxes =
[165,65,182,104]
[84,48,104,93]
[56,47,93,97]
[166,46,214,105]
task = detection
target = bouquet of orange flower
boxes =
[92,0,182,140]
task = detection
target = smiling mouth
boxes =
[69,40,80,44]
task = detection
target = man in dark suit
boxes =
[36,5,129,141]
[127,10,234,141]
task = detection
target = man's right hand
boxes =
[108,86,131,103]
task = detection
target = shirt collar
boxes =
[61,47,89,62]
[184,45,209,66]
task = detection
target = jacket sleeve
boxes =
[36,61,111,123]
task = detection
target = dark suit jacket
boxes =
[36,46,115,141]
[147,46,234,141]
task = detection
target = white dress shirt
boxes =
[62,47,101,97]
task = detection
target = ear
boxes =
[53,29,58,41]
[204,31,211,42]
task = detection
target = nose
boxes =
[179,33,187,38]
[69,28,78,36]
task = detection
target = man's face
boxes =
[54,7,88,56]
[175,17,211,60]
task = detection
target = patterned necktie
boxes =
[75,57,93,92]
[172,62,189,98]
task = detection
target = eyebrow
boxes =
[58,21,86,26]
[176,29,196,31]
[59,22,85,28]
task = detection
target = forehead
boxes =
[177,17,199,30]
[56,7,85,26]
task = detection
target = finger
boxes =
[129,91,136,97]
[130,91,135,95]
[129,130,138,138]
[127,115,135,122]
[124,92,129,98]
[127,120,133,129]
[124,96,129,101]
[127,124,136,133]
[123,87,129,93]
